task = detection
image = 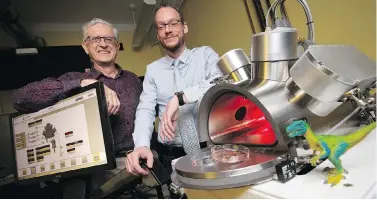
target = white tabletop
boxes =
[179,128,376,199]
[249,128,376,199]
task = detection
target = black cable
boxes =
[243,0,256,34]
[252,0,267,31]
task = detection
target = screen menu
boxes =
[12,89,108,180]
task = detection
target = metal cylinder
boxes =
[217,48,252,85]
[251,27,298,62]
[285,77,343,116]
[289,45,376,103]
[252,60,294,82]
[228,65,252,84]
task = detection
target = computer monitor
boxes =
[0,114,16,186]
[9,82,116,185]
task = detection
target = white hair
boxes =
[82,18,118,41]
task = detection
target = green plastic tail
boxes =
[345,121,376,148]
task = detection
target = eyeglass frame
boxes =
[155,19,183,32]
[84,36,118,44]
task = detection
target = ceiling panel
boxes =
[11,0,143,24]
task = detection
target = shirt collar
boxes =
[87,63,123,79]
[163,47,191,67]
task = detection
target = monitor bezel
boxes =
[9,82,116,185]
[0,114,16,187]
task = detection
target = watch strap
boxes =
[175,91,185,106]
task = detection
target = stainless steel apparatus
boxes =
[172,0,376,190]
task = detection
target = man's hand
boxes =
[125,146,154,176]
[161,95,179,141]
[80,79,97,87]
[80,79,120,115]
[103,85,120,115]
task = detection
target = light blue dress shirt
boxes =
[133,46,221,148]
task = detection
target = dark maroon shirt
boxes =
[12,65,142,153]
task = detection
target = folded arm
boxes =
[12,72,83,112]
[162,47,222,138]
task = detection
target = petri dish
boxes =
[190,149,216,167]
[211,144,250,164]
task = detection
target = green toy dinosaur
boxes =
[286,120,376,186]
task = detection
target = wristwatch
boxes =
[175,91,185,106]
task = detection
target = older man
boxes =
[126,3,221,176]
[12,18,142,197]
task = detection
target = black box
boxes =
[275,159,296,183]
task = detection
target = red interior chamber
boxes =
[208,93,276,145]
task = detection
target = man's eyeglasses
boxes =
[155,20,182,31]
[85,36,117,44]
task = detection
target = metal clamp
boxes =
[343,87,376,109]
[210,75,234,85]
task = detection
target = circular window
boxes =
[235,106,247,121]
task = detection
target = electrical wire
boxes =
[265,0,315,44]
[271,0,290,28]
[297,0,315,43]
[265,0,282,28]
[273,1,279,19]
[272,0,288,20]
[244,0,256,34]
[265,0,275,25]
[280,0,289,21]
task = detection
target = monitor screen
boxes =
[10,84,115,183]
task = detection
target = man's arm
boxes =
[161,47,221,139]
[183,46,221,103]
[132,66,158,149]
[12,72,83,112]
